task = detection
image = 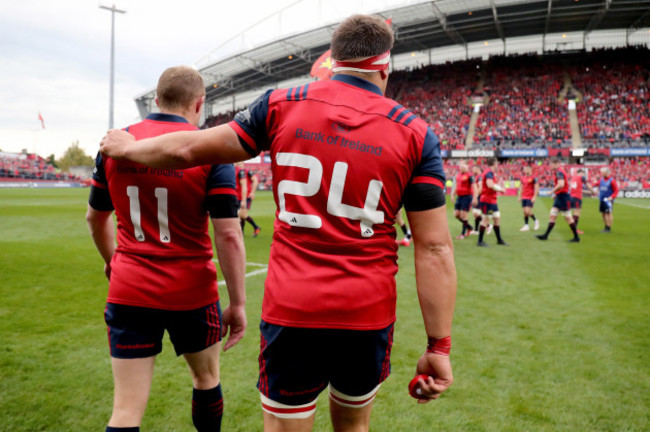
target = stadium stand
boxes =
[0,152,80,181]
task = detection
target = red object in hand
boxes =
[408,374,430,399]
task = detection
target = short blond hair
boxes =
[156,66,205,111]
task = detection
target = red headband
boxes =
[332,51,390,73]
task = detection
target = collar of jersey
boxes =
[332,74,383,97]
[146,113,190,124]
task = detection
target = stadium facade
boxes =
[134,0,650,119]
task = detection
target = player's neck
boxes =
[335,71,386,95]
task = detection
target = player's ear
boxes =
[196,95,205,114]
[154,97,159,108]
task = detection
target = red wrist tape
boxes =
[426,336,451,356]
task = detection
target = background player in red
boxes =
[100,14,456,432]
[536,158,580,242]
[470,164,483,234]
[517,165,539,232]
[594,166,619,233]
[476,158,508,247]
[234,161,262,237]
[451,160,476,239]
[569,167,588,234]
[86,66,247,432]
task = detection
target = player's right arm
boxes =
[100,124,251,169]
[86,206,115,280]
[86,153,116,280]
[100,90,275,169]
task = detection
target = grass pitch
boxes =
[0,188,648,431]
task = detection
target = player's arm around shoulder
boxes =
[100,124,249,169]
[407,205,457,403]
[211,217,247,351]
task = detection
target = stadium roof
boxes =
[135,0,650,117]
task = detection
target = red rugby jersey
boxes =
[480,169,498,204]
[91,113,237,310]
[229,74,445,330]
[455,172,474,196]
[520,175,537,200]
[570,174,586,199]
[554,167,570,194]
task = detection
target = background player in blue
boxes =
[87,66,247,432]
[100,14,456,432]
[595,166,619,233]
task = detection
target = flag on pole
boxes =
[310,49,333,81]
[38,113,45,129]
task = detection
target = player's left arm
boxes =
[207,164,247,351]
[249,172,259,200]
[403,128,456,403]
[610,178,619,200]
[407,204,456,403]
[532,179,539,202]
[211,216,247,351]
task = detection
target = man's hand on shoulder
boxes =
[100,129,136,160]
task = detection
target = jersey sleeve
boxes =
[205,164,238,219]
[556,170,565,180]
[228,89,274,157]
[403,128,446,211]
[88,152,114,211]
[611,178,619,198]
[485,171,495,180]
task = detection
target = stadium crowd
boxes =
[473,55,570,148]
[0,152,80,181]
[570,47,650,148]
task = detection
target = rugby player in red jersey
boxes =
[470,164,483,234]
[451,160,476,239]
[100,15,456,432]
[87,66,246,432]
[517,165,539,231]
[536,158,580,242]
[234,162,262,237]
[569,167,588,234]
[476,158,508,247]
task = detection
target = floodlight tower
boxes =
[100,4,126,129]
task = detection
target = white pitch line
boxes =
[616,201,650,210]
[216,265,268,287]
[213,259,268,267]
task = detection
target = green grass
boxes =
[0,188,648,431]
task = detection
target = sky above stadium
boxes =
[0,0,418,159]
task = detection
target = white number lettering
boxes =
[276,152,384,236]
[154,187,171,243]
[277,153,323,229]
[126,186,171,242]
[327,162,384,237]
[126,186,145,242]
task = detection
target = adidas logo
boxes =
[291,217,297,224]
[364,228,373,235]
